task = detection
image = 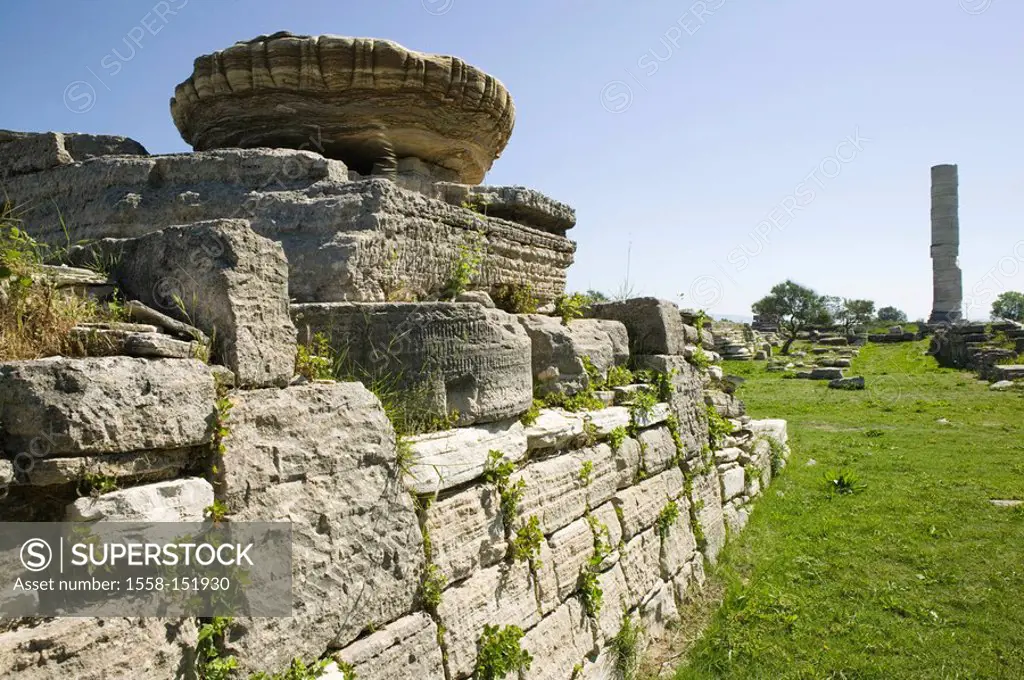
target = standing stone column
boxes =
[929,164,962,324]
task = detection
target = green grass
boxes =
[674,341,1024,679]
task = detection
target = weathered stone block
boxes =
[589,298,687,356]
[660,502,698,579]
[517,315,617,397]
[220,382,423,672]
[719,465,746,501]
[705,390,745,419]
[691,468,726,564]
[436,560,541,678]
[548,517,598,603]
[612,468,684,541]
[514,445,618,535]
[594,564,630,642]
[292,302,532,425]
[591,501,623,549]
[0,357,216,458]
[67,478,213,522]
[633,356,708,460]
[406,419,527,494]
[17,448,201,488]
[333,612,445,680]
[68,218,296,387]
[618,528,662,607]
[0,617,197,680]
[425,485,506,583]
[639,580,679,640]
[520,599,598,680]
[636,425,679,476]
[0,131,73,178]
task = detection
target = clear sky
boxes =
[2,0,1022,320]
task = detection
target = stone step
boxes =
[992,365,1024,381]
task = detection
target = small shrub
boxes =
[605,364,634,389]
[295,332,335,380]
[628,388,658,432]
[767,436,786,476]
[577,567,603,618]
[492,282,539,314]
[249,657,332,680]
[542,388,606,413]
[195,617,238,680]
[79,470,117,498]
[420,562,447,610]
[520,398,544,426]
[578,459,594,486]
[581,355,604,389]
[474,624,532,680]
[204,499,230,523]
[864,429,884,438]
[705,403,734,449]
[656,500,679,540]
[554,292,590,325]
[511,516,544,565]
[690,346,712,370]
[825,469,866,497]
[484,450,526,526]
[441,234,485,300]
[608,426,628,452]
[610,610,644,680]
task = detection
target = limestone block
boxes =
[171,33,514,185]
[17,448,201,488]
[436,560,542,678]
[808,367,844,380]
[524,409,584,450]
[292,302,532,425]
[0,131,73,178]
[518,314,605,396]
[660,503,698,579]
[534,539,560,615]
[439,183,577,234]
[220,382,424,673]
[425,485,506,584]
[333,612,445,680]
[406,419,527,494]
[68,219,296,387]
[0,129,147,163]
[513,444,618,535]
[0,357,216,458]
[589,298,687,356]
[714,447,742,464]
[612,468,684,541]
[632,356,708,460]
[618,529,662,608]
[636,425,679,476]
[67,478,213,522]
[705,390,745,418]
[719,465,746,502]
[0,617,197,680]
[639,580,679,639]
[691,468,726,564]
[580,648,617,680]
[591,501,623,550]
[594,564,630,642]
[548,517,598,603]
[747,419,788,447]
[521,598,598,680]
[67,326,202,359]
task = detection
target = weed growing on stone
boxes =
[605,364,635,389]
[628,389,658,434]
[705,404,734,449]
[608,426,628,452]
[690,346,711,371]
[578,459,594,487]
[484,450,526,527]
[474,624,532,680]
[766,436,786,477]
[656,500,680,540]
[553,292,590,325]
[520,398,544,426]
[249,657,332,680]
[541,388,606,413]
[492,282,539,314]
[635,368,676,402]
[511,516,544,565]
[204,499,230,523]
[295,332,334,380]
[195,617,238,680]
[611,609,644,680]
[577,567,603,618]
[420,562,447,610]
[441,232,485,300]
[666,413,686,467]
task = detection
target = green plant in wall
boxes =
[484,450,526,527]
[665,413,686,467]
[627,388,658,435]
[767,436,786,477]
[656,500,680,540]
[553,292,591,326]
[204,499,230,523]
[195,617,238,680]
[474,624,532,680]
[705,403,734,450]
[209,395,234,481]
[295,331,335,381]
[577,567,603,618]
[578,459,594,487]
[420,562,447,610]
[605,364,634,390]
[78,470,118,497]
[690,346,711,371]
[511,515,544,565]
[608,425,628,452]
[492,282,539,314]
[611,610,644,680]
[249,657,333,680]
[441,231,485,300]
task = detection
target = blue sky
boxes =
[2,0,1022,320]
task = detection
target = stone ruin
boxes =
[930,320,1024,386]
[928,164,963,325]
[710,319,774,361]
[0,34,791,679]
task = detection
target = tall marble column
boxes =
[928,164,962,324]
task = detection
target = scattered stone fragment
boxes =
[829,376,865,390]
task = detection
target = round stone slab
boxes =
[170,32,515,184]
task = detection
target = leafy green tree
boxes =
[584,289,609,304]
[751,280,830,354]
[991,291,1024,321]
[877,306,908,324]
[835,298,876,335]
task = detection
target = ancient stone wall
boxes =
[929,321,1024,382]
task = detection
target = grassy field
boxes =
[672,341,1024,679]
